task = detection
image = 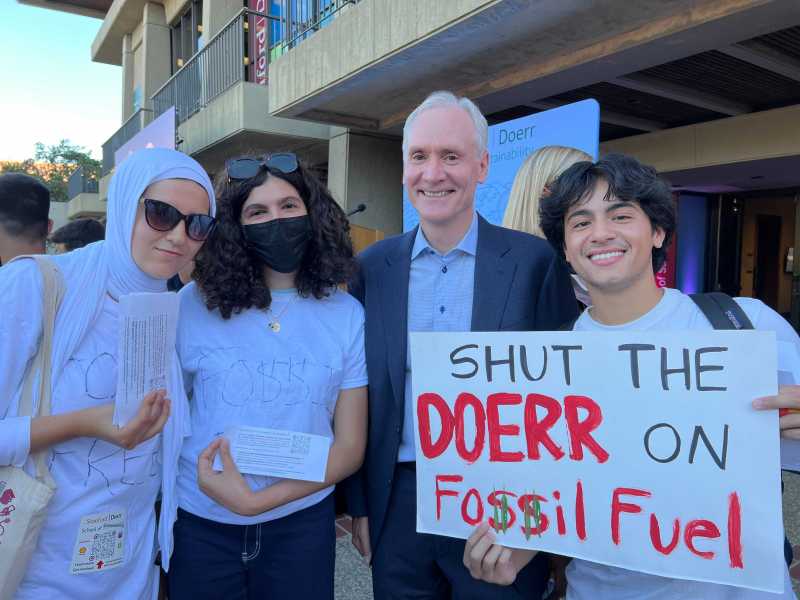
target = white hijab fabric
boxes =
[46,147,215,570]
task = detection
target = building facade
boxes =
[21,0,800,322]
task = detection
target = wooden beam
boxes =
[610,74,751,116]
[718,41,800,82]
[529,100,666,132]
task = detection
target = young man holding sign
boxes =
[463,153,800,598]
[346,91,578,599]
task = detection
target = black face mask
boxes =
[242,215,312,273]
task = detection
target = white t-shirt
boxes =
[0,261,159,600]
[566,287,797,600]
[176,283,367,525]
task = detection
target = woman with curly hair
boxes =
[167,153,367,600]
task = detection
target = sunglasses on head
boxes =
[143,198,216,242]
[226,153,299,182]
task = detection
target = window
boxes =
[170,0,203,73]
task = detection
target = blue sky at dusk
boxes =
[0,2,121,161]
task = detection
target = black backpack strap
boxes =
[690,292,754,330]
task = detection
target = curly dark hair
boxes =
[193,155,356,319]
[539,153,676,273]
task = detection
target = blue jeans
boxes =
[168,494,335,600]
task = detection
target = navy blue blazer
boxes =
[346,214,578,551]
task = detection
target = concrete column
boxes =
[327,129,349,210]
[203,0,242,40]
[328,129,403,235]
[141,2,171,113]
[121,33,135,121]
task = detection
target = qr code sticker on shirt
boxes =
[71,510,126,574]
[88,529,117,562]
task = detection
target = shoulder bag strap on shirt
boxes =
[16,255,66,484]
[690,292,754,330]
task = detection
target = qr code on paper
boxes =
[291,435,311,456]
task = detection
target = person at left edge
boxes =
[0,148,216,599]
[346,90,578,600]
[0,173,52,265]
[168,153,367,600]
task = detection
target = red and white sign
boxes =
[249,0,269,85]
[410,330,783,593]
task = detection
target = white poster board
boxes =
[409,330,783,593]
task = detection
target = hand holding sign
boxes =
[753,384,800,439]
[463,522,536,586]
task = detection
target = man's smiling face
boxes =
[564,178,665,295]
[403,105,488,230]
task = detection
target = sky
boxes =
[0,2,121,161]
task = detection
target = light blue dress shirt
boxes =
[397,212,478,462]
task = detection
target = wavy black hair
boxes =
[193,155,356,319]
[539,153,676,273]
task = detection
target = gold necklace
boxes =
[266,293,298,332]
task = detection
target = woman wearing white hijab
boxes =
[0,148,216,599]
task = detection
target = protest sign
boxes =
[409,330,783,593]
[403,99,600,231]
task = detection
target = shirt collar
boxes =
[411,212,479,260]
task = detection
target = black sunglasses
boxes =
[143,198,216,242]
[226,153,299,182]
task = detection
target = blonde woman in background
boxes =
[503,145,593,306]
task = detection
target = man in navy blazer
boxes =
[347,91,578,599]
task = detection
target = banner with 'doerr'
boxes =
[410,330,783,593]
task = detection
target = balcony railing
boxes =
[153,9,267,125]
[67,167,99,199]
[272,0,359,53]
[100,109,150,175]
[151,3,359,126]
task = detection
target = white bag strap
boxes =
[15,255,65,485]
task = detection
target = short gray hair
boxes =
[402,91,488,159]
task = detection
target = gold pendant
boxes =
[268,321,281,332]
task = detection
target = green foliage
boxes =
[0,140,100,203]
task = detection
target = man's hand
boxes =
[753,384,800,439]
[463,522,537,586]
[351,516,372,564]
[86,389,170,450]
[197,437,257,515]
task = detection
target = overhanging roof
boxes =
[18,0,111,18]
[91,0,149,65]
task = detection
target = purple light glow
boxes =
[675,194,707,294]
